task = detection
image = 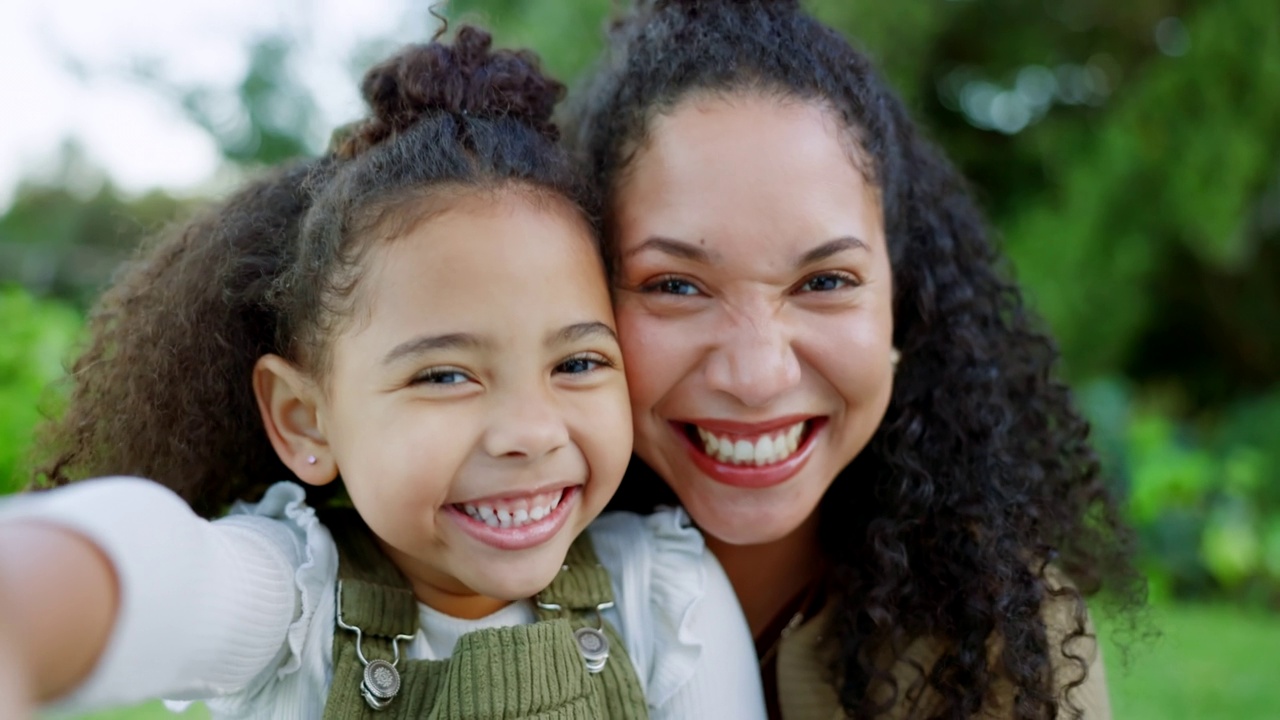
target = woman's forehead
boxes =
[612,94,883,254]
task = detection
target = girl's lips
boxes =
[447,485,579,551]
[672,418,825,489]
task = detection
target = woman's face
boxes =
[611,94,895,546]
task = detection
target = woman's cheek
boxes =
[616,307,679,411]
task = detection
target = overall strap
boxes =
[535,533,650,719]
[322,509,423,719]
[321,511,648,719]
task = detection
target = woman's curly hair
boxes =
[35,26,587,518]
[571,1,1143,718]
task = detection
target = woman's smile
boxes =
[670,417,825,489]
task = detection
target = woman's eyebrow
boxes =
[796,236,868,268]
[548,321,619,347]
[623,236,712,263]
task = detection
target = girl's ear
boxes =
[253,354,339,487]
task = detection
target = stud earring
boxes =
[307,455,317,465]
[890,348,901,369]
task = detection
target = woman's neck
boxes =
[705,512,823,637]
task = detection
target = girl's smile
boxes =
[447,483,580,550]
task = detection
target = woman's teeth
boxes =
[695,421,807,466]
[461,489,565,529]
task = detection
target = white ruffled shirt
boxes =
[1,478,764,719]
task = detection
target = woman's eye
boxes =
[798,273,857,293]
[556,354,613,375]
[644,277,701,296]
[414,369,471,385]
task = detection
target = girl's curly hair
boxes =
[35,26,587,518]
[571,1,1143,718]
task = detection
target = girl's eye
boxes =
[413,368,472,385]
[556,353,613,375]
[797,272,858,293]
[643,276,701,296]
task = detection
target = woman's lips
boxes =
[672,418,825,489]
[447,485,580,550]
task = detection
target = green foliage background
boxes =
[2,0,1278,715]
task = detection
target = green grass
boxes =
[63,603,1280,719]
[1101,604,1280,720]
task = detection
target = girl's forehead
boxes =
[341,192,611,347]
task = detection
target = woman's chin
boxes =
[682,490,817,547]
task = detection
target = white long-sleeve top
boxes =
[0,478,765,719]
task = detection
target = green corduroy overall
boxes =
[320,510,651,719]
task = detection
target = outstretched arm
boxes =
[0,478,319,714]
[0,520,120,706]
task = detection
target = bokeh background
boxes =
[2,1,1277,718]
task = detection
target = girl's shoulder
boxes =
[587,508,762,716]
[587,507,709,650]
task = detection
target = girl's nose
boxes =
[702,306,802,408]
[481,388,571,460]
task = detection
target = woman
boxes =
[570,1,1142,718]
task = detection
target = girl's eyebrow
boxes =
[383,323,617,366]
[549,321,618,347]
[383,333,485,365]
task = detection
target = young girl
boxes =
[0,26,764,719]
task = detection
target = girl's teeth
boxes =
[696,421,808,467]
[459,489,566,529]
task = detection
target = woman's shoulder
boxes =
[779,574,1111,720]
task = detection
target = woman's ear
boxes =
[253,354,338,487]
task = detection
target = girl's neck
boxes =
[376,537,513,620]
[705,511,824,637]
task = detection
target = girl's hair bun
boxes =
[337,25,565,158]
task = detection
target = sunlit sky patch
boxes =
[0,0,430,210]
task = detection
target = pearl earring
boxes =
[890,348,901,368]
[306,455,317,465]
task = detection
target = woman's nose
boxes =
[702,304,802,408]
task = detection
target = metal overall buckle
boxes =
[537,566,614,675]
[335,581,415,710]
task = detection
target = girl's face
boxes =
[320,190,630,613]
[611,94,894,546]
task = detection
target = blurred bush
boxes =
[1082,379,1280,606]
[0,286,80,493]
